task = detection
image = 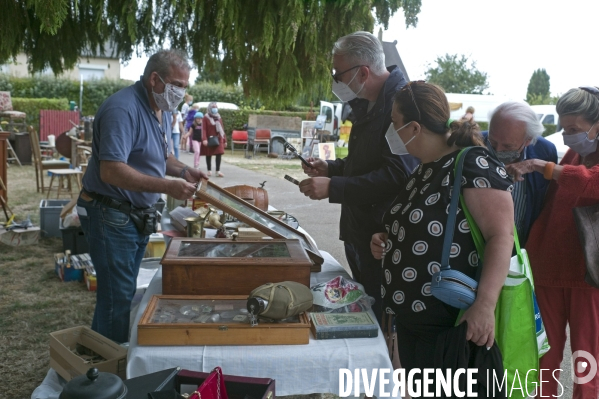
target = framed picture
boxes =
[195,179,324,270]
[287,137,302,152]
[318,143,336,161]
[301,121,317,139]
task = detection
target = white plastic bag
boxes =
[63,207,81,228]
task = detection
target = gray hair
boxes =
[556,87,599,124]
[143,49,191,81]
[489,102,545,144]
[332,31,386,74]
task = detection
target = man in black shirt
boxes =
[299,31,418,320]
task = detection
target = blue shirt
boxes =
[83,78,171,208]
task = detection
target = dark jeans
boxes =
[206,154,222,171]
[77,195,149,343]
[344,242,383,323]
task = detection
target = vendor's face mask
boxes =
[152,74,186,112]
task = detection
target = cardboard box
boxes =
[144,233,166,258]
[84,271,97,291]
[50,326,127,381]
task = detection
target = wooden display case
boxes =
[161,238,312,295]
[137,295,310,346]
[195,179,323,271]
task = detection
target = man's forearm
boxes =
[165,155,188,178]
[100,160,171,194]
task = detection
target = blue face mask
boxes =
[563,121,599,157]
[211,108,218,114]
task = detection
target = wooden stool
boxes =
[46,169,83,199]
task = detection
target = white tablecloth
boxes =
[126,251,395,396]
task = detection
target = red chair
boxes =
[254,129,271,155]
[231,130,248,155]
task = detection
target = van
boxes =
[530,105,560,129]
[445,93,515,122]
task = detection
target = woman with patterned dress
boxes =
[370,82,514,370]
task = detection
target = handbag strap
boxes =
[441,147,474,270]
[458,185,524,265]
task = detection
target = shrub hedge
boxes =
[0,74,132,117]
[9,98,69,130]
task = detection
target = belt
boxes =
[82,189,132,214]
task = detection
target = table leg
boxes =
[46,174,55,199]
[56,176,63,199]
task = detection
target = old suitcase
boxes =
[161,238,311,295]
[137,295,310,346]
[176,369,275,399]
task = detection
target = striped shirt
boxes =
[512,151,527,240]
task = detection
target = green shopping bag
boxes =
[454,149,549,398]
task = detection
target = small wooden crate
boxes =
[161,238,312,295]
[137,295,310,346]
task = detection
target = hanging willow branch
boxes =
[0,0,421,106]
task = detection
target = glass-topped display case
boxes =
[161,238,312,296]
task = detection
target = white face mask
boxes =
[331,69,364,102]
[152,74,186,112]
[385,122,418,155]
[563,121,599,157]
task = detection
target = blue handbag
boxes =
[430,147,479,309]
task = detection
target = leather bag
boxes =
[224,185,269,211]
[207,135,220,147]
[573,204,599,288]
[430,147,479,309]
[188,367,228,399]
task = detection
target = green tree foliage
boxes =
[195,59,222,84]
[526,69,552,104]
[425,54,489,94]
[0,0,422,107]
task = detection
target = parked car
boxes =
[531,105,561,129]
[194,102,239,110]
[544,130,568,163]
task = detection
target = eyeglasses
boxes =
[580,86,599,96]
[401,80,425,121]
[331,65,365,83]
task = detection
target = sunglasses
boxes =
[331,65,365,84]
[401,80,426,121]
[580,86,599,96]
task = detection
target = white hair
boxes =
[332,31,386,74]
[489,101,545,144]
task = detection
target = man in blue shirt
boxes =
[78,49,207,343]
[299,32,418,321]
[484,101,558,246]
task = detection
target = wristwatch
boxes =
[180,165,189,178]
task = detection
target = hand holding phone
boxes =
[283,141,313,169]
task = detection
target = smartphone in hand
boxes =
[283,141,313,169]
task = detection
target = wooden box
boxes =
[137,295,310,346]
[161,238,312,295]
[194,179,323,271]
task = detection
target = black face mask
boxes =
[495,150,522,165]
[485,136,525,165]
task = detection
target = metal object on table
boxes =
[185,216,205,238]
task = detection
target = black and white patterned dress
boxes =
[381,147,513,316]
